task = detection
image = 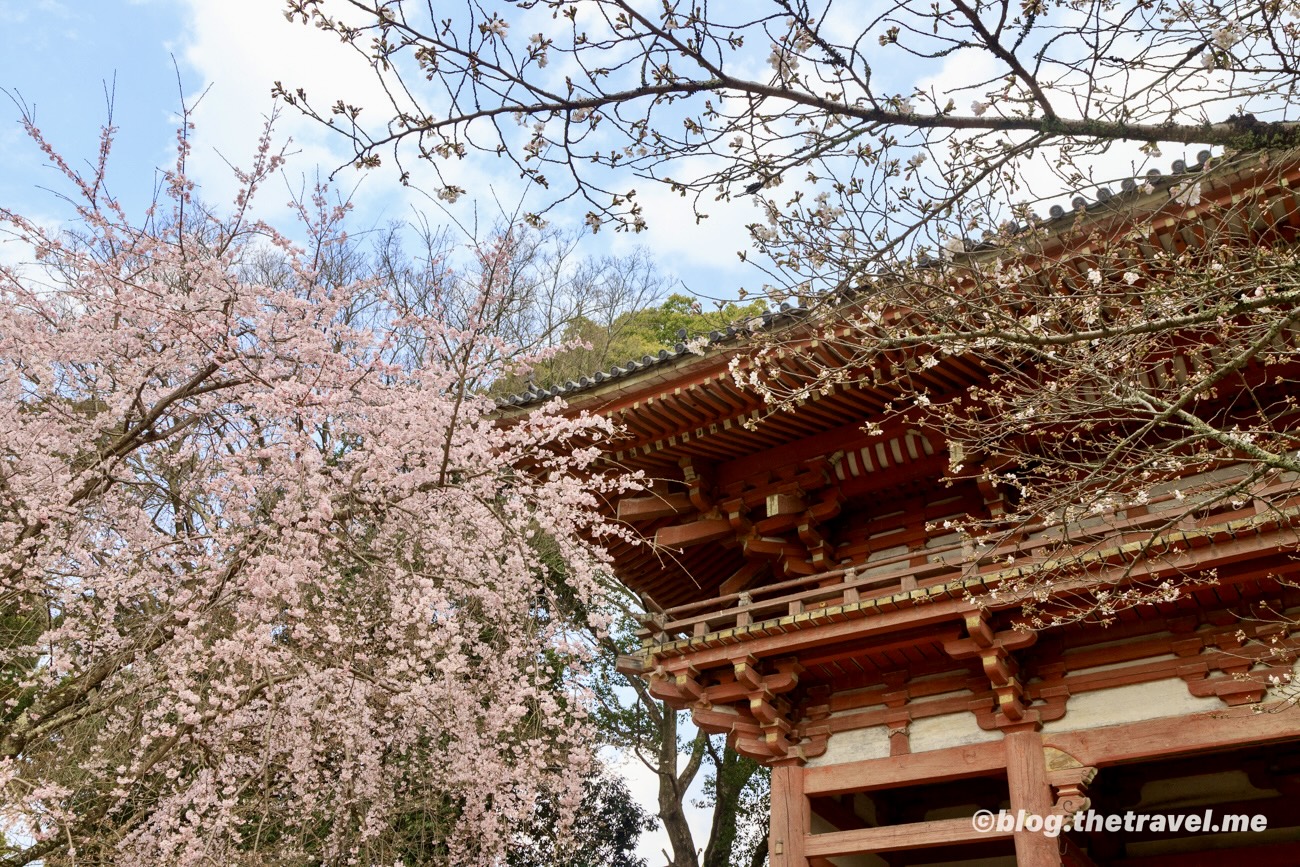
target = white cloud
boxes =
[174,0,421,226]
[163,3,790,291]
[605,176,761,274]
[174,2,600,248]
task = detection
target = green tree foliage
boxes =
[520,294,768,392]
[508,774,655,867]
[699,747,769,867]
[582,589,770,867]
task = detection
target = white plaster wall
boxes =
[1041,678,1221,734]
[908,712,1004,752]
[805,725,892,767]
[1067,652,1177,677]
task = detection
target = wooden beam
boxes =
[617,491,693,521]
[655,518,733,549]
[803,817,1012,856]
[655,596,975,670]
[717,418,911,490]
[1099,794,1300,843]
[687,667,801,707]
[805,740,1005,796]
[719,561,768,596]
[1044,700,1300,768]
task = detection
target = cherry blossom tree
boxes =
[0,111,639,865]
[353,214,768,867]
[279,1,1298,266]
[738,158,1300,627]
[282,0,1300,628]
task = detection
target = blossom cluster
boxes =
[0,120,632,865]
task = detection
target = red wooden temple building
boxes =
[502,153,1300,865]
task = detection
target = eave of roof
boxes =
[495,147,1263,414]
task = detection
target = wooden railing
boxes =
[636,469,1300,645]
[637,545,965,644]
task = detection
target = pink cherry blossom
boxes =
[0,112,634,866]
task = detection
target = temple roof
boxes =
[505,148,1300,609]
[496,149,1224,412]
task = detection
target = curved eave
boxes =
[498,148,1300,425]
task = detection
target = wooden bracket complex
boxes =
[943,612,1039,728]
[1044,747,1098,815]
[648,654,825,762]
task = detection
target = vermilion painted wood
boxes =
[804,741,1006,796]
[802,817,1013,856]
[1006,730,1061,866]
[1044,701,1300,767]
[769,765,809,866]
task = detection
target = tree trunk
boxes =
[657,709,701,867]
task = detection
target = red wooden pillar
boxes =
[769,763,809,866]
[1005,729,1062,867]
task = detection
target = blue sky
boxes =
[0,0,763,304]
[1,1,191,222]
[0,1,1211,293]
[0,0,427,227]
[0,3,1223,859]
